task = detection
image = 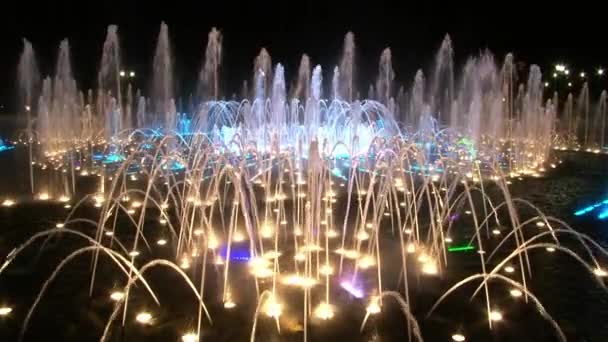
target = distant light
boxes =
[366,297,381,315]
[181,333,198,342]
[564,69,570,75]
[129,71,135,78]
[55,223,64,228]
[489,310,503,322]
[110,291,124,301]
[0,306,13,316]
[536,221,546,227]
[263,297,282,318]
[119,70,126,77]
[580,72,586,78]
[552,73,558,78]
[421,261,438,275]
[598,68,605,76]
[157,239,167,246]
[510,289,523,298]
[356,230,370,241]
[135,311,153,324]
[567,82,572,87]
[314,302,335,320]
[2,199,15,207]
[555,64,566,72]
[452,334,466,342]
[544,82,549,87]
[594,267,607,277]
[224,300,236,309]
[406,243,416,253]
[504,266,515,273]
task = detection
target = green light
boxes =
[447,245,475,252]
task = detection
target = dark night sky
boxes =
[1,1,607,112]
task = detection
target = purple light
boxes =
[219,244,251,262]
[340,280,364,298]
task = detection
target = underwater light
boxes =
[340,280,364,298]
[0,306,13,316]
[574,198,608,216]
[447,245,475,252]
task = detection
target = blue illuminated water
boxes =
[573,198,608,217]
[0,138,14,152]
[219,244,251,262]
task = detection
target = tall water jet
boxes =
[410,70,425,128]
[564,93,574,145]
[271,64,286,132]
[304,65,322,132]
[198,27,223,100]
[254,48,272,100]
[463,58,482,143]
[136,96,146,129]
[54,39,78,141]
[293,54,311,101]
[98,25,122,138]
[430,34,454,125]
[576,83,590,146]
[523,65,543,141]
[376,48,394,105]
[332,66,340,100]
[592,90,607,148]
[17,38,39,194]
[38,78,51,144]
[152,22,175,130]
[501,54,516,131]
[600,91,607,149]
[124,84,133,130]
[395,86,405,117]
[311,66,322,101]
[339,32,355,102]
[18,39,39,122]
[241,80,249,100]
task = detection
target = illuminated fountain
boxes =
[3,23,608,341]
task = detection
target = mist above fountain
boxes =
[18,25,608,159]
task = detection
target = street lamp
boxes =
[598,68,605,76]
[119,70,126,77]
[544,82,549,87]
[580,72,586,78]
[129,71,135,78]
[567,82,572,87]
